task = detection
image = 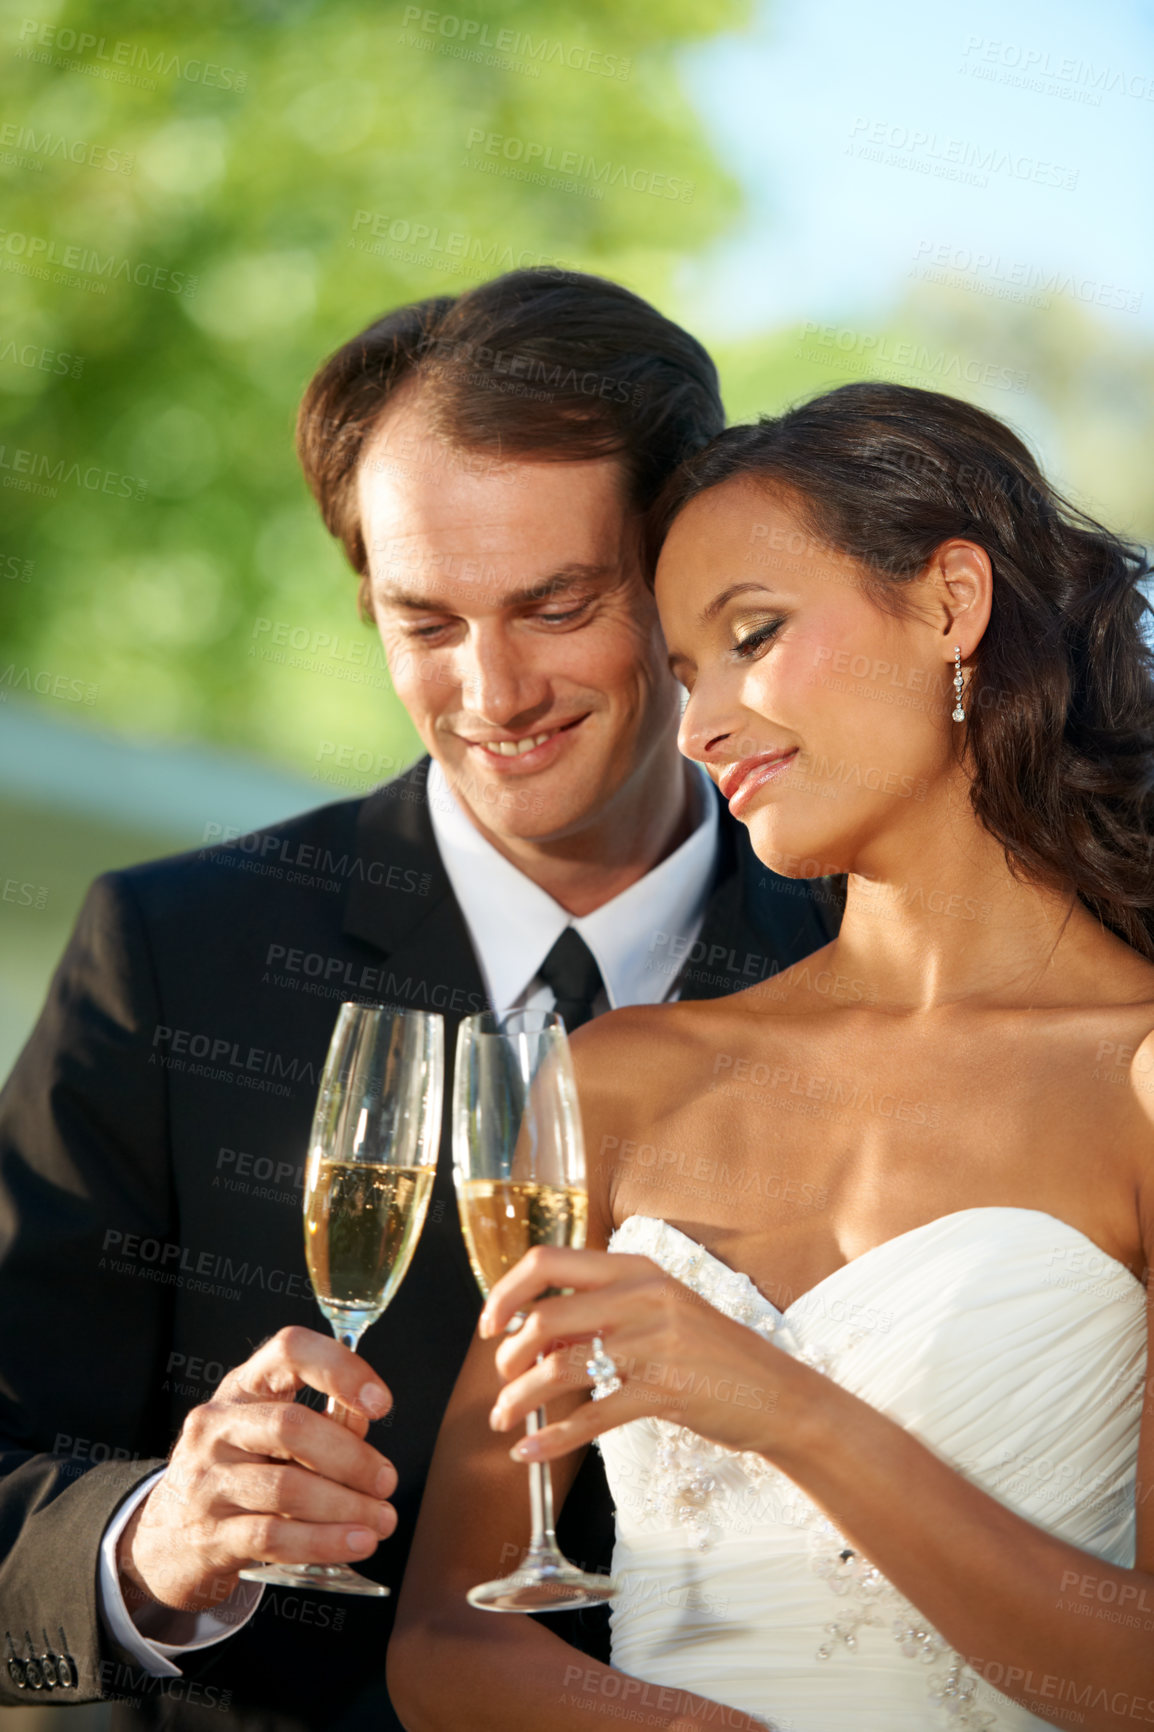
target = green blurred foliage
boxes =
[0,0,749,777]
[3,0,1151,797]
[716,287,1154,546]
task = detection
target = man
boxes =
[0,269,836,1729]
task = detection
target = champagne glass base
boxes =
[238,1563,389,1597]
[467,1559,616,1614]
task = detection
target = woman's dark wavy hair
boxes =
[647,381,1154,960]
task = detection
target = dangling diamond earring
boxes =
[952,645,966,722]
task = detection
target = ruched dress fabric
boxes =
[600,1209,1147,1731]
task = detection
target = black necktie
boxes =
[537,929,605,1032]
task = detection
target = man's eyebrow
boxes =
[701,582,783,623]
[373,563,614,613]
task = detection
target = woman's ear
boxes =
[928,539,993,655]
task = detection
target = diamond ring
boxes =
[585,1335,622,1402]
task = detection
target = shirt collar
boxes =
[426,757,719,1014]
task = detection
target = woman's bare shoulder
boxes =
[568,997,764,1114]
[570,996,746,1059]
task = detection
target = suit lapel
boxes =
[341,765,486,1006]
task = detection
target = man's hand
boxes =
[117,1327,398,1619]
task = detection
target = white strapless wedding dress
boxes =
[600,1210,1146,1731]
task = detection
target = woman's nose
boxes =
[678,680,742,767]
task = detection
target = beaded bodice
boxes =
[599,1210,1146,1732]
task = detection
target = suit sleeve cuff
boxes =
[97,1471,263,1677]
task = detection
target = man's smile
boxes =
[456,714,590,768]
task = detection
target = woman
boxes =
[389,383,1154,1731]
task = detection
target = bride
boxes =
[388,382,1154,1731]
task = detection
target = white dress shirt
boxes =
[98,1472,263,1673]
[426,756,719,1015]
[99,755,720,1670]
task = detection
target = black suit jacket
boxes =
[0,758,837,1729]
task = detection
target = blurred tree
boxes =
[716,287,1154,546]
[0,0,750,778]
[4,0,1149,798]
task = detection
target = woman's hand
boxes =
[479,1244,803,1464]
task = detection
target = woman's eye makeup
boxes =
[732,617,785,659]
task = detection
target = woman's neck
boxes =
[825,777,1145,1013]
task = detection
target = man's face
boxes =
[356,399,682,847]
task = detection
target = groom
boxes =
[0,268,836,1729]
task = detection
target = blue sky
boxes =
[680,0,1154,341]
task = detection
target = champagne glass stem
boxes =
[454,1009,615,1612]
[525,1408,559,1553]
[324,1323,366,1422]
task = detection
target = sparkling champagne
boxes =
[457,1178,588,1297]
[305,1157,435,1327]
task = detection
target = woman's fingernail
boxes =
[376,1462,395,1496]
[512,1436,540,1461]
[489,1403,505,1430]
[360,1383,389,1417]
[347,1528,376,1554]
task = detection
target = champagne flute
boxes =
[240,1001,443,1595]
[453,1007,616,1613]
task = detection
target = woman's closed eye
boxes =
[733,618,786,660]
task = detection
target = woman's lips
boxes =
[719,748,798,817]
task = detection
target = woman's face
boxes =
[654,477,963,882]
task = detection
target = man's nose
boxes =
[459,625,549,725]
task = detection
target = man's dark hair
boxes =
[296,268,724,613]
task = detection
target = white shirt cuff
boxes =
[98,1469,263,1677]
